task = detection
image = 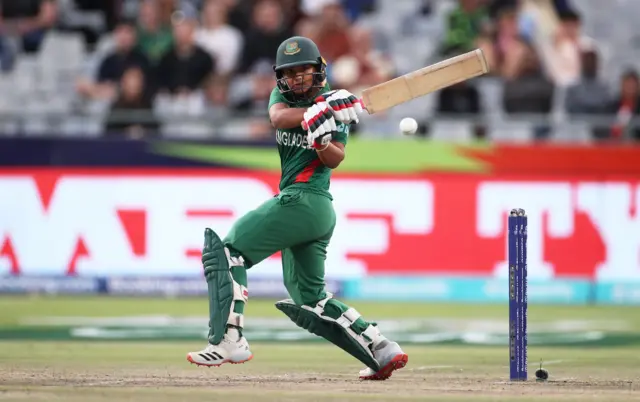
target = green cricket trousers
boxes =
[222,185,371,335]
[224,187,336,306]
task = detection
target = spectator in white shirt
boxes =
[195,0,243,77]
[545,9,594,87]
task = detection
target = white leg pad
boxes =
[224,247,248,329]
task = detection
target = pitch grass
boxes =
[0,296,639,401]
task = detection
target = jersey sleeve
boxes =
[333,122,350,145]
[268,87,287,111]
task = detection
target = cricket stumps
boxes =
[508,208,527,381]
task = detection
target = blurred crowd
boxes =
[433,0,639,141]
[0,0,638,141]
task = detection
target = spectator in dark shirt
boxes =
[566,49,610,114]
[105,66,158,138]
[565,48,612,139]
[98,26,151,84]
[238,0,292,74]
[609,69,640,140]
[503,40,554,114]
[0,0,58,53]
[502,39,555,139]
[437,82,480,115]
[76,20,152,101]
[156,17,215,95]
[436,81,485,139]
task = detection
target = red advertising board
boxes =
[0,169,638,281]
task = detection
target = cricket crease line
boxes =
[408,365,455,371]
[500,360,568,369]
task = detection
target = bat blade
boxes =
[360,49,489,114]
[299,49,488,130]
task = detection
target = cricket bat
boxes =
[359,48,489,114]
[302,49,489,130]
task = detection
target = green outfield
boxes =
[0,296,639,401]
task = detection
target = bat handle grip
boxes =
[300,98,365,130]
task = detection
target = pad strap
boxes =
[302,294,378,348]
[302,292,333,316]
[362,323,382,344]
[336,308,360,328]
[227,312,244,328]
[225,248,248,329]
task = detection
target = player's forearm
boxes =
[316,142,344,169]
[270,107,307,129]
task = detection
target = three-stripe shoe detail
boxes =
[198,352,224,361]
[187,337,253,367]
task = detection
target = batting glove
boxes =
[303,102,337,149]
[315,89,364,124]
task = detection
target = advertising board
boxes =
[2,169,638,284]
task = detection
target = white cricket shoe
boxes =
[359,340,408,380]
[186,331,253,367]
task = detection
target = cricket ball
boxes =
[399,117,418,135]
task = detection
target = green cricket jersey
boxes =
[268,86,349,198]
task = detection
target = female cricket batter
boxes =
[187,36,408,380]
